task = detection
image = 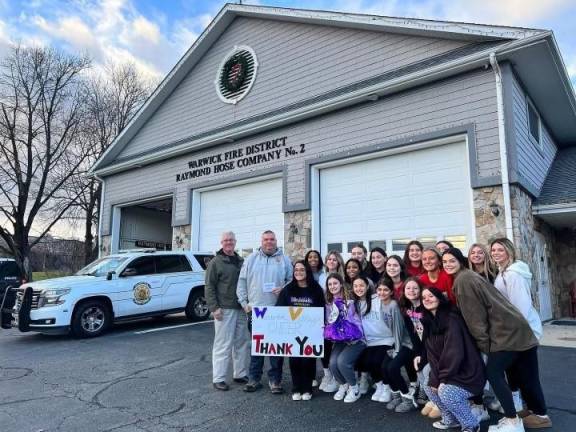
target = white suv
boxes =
[8,250,213,338]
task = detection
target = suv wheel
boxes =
[185,290,209,322]
[72,300,111,338]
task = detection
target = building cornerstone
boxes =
[173,225,192,251]
[284,210,312,260]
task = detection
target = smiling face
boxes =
[220,233,236,255]
[422,250,440,272]
[327,276,343,297]
[293,263,307,284]
[386,257,401,279]
[346,261,360,279]
[377,283,393,302]
[261,232,277,255]
[422,289,439,312]
[469,246,486,266]
[370,251,386,271]
[307,251,320,271]
[442,253,462,275]
[404,280,421,302]
[408,245,422,262]
[490,242,510,267]
[326,254,339,272]
[352,278,368,299]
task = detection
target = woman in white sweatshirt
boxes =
[489,238,550,430]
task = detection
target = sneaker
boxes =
[213,381,229,391]
[301,392,313,401]
[462,427,480,432]
[243,380,262,392]
[488,416,526,432]
[269,381,283,395]
[428,404,442,419]
[432,420,460,430]
[488,399,505,414]
[371,382,384,401]
[377,383,392,403]
[292,392,302,401]
[522,414,552,429]
[409,381,418,396]
[386,391,402,410]
[344,384,361,403]
[395,393,418,413]
[517,410,532,419]
[416,385,428,405]
[471,404,490,422]
[359,373,370,395]
[323,378,339,393]
[233,376,249,384]
[334,384,349,401]
[312,380,319,387]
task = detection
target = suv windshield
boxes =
[76,256,129,277]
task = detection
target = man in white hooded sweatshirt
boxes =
[490,238,551,430]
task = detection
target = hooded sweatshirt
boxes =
[494,261,543,340]
[359,297,412,354]
[236,247,293,308]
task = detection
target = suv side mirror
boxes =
[106,271,116,281]
[120,268,137,277]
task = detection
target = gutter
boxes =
[489,53,514,240]
[90,32,550,177]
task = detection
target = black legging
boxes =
[356,345,392,382]
[289,357,316,393]
[486,347,547,417]
[404,349,418,383]
[321,339,333,369]
[381,346,411,393]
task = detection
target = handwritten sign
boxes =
[176,136,306,182]
[251,306,324,358]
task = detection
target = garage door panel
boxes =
[320,142,473,256]
[198,178,284,253]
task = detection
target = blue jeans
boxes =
[248,355,284,384]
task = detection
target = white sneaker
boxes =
[371,382,384,401]
[344,384,361,403]
[319,370,333,391]
[323,378,339,393]
[409,381,418,396]
[512,391,524,412]
[334,384,348,401]
[378,383,392,403]
[488,399,505,414]
[301,392,312,401]
[312,379,318,387]
[471,404,490,422]
[359,372,370,395]
[292,393,302,401]
[488,416,525,432]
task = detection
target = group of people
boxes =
[204,230,551,432]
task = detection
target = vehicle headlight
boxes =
[38,288,71,307]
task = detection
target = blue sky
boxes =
[1,0,575,88]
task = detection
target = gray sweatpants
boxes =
[212,309,251,383]
[329,341,366,386]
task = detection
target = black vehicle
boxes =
[0,258,26,329]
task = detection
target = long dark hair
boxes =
[287,260,319,292]
[403,240,424,267]
[398,276,424,313]
[385,255,407,281]
[422,286,454,336]
[325,272,348,304]
[304,249,324,272]
[352,275,372,316]
[344,258,364,284]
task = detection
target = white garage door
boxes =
[197,178,284,255]
[319,142,473,258]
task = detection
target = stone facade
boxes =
[550,228,576,317]
[100,235,111,256]
[284,210,312,260]
[473,186,506,244]
[172,224,192,251]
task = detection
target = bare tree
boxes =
[0,45,91,279]
[74,63,152,264]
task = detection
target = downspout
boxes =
[490,53,514,240]
[94,174,106,258]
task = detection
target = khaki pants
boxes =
[212,309,251,383]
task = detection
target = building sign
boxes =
[251,306,324,358]
[135,240,172,250]
[176,136,305,182]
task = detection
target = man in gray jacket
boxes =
[205,231,250,391]
[237,230,292,394]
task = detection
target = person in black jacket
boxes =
[414,287,485,432]
[276,260,325,401]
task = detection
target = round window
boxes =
[215,46,258,104]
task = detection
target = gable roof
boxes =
[90,3,575,176]
[535,147,576,206]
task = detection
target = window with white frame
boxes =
[526,97,541,149]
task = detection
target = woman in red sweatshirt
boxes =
[419,247,455,304]
[403,240,425,277]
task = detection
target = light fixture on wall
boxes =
[489,200,501,217]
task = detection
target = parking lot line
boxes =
[134,320,213,335]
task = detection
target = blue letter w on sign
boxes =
[254,307,267,318]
